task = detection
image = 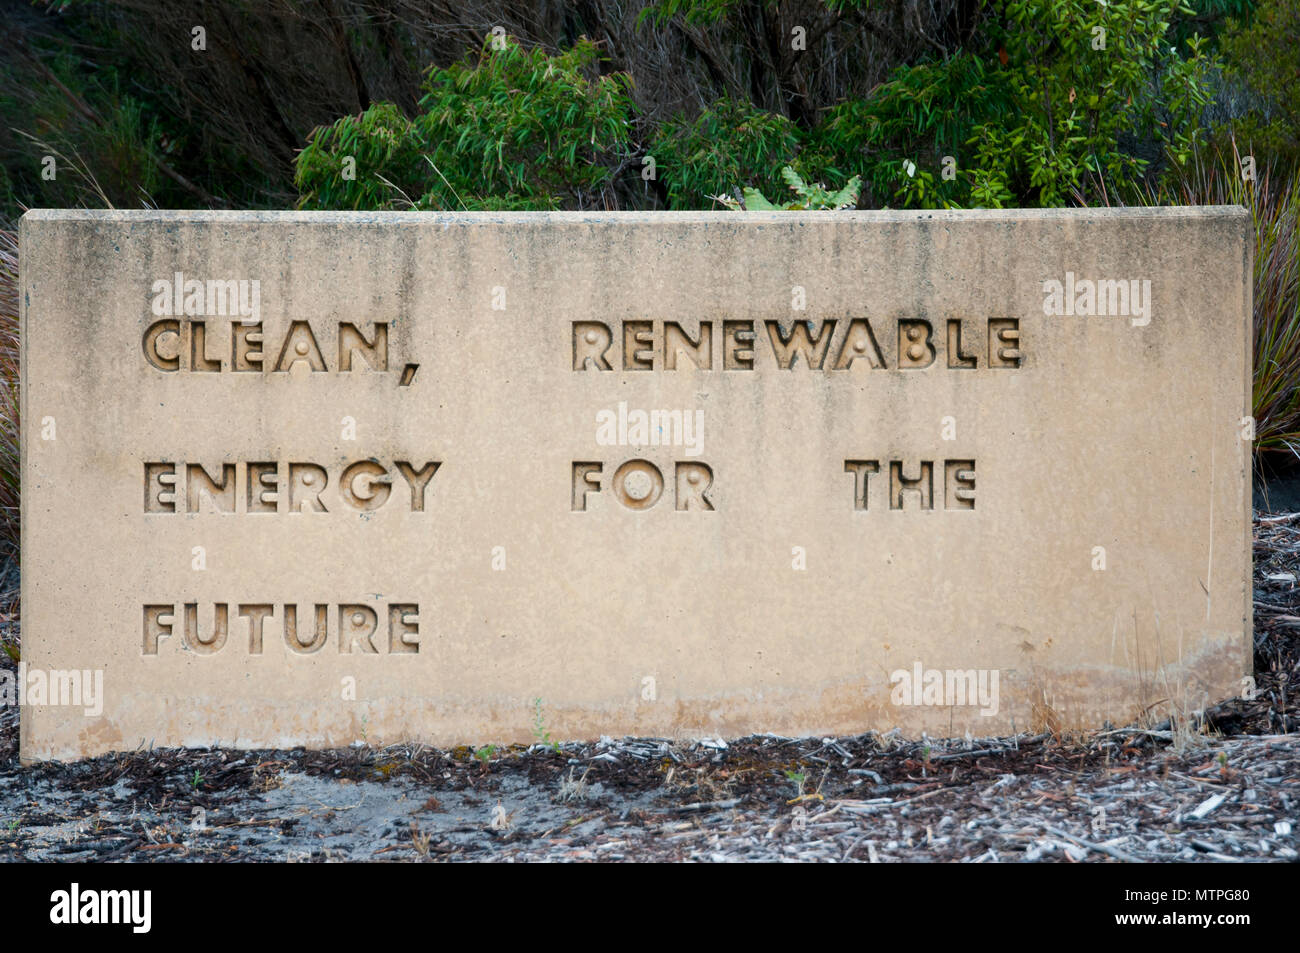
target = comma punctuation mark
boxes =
[399,363,419,387]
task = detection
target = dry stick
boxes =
[673,799,741,812]
[930,747,1007,761]
[1043,825,1144,863]
[1259,512,1300,524]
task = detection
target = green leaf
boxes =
[743,187,780,210]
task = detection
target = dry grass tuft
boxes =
[0,225,18,653]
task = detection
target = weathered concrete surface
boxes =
[19,208,1252,761]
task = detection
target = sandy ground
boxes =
[1,726,1296,862]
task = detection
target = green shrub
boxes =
[715,165,861,210]
[810,0,1215,209]
[1218,0,1300,167]
[648,98,801,209]
[1169,0,1258,48]
[810,51,1011,208]
[294,103,428,211]
[296,36,634,211]
[0,50,172,215]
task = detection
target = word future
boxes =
[143,602,421,656]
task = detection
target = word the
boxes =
[595,401,704,456]
[50,883,151,933]
[844,459,976,510]
[890,661,999,716]
[151,270,259,322]
[1042,272,1151,325]
[143,602,420,655]
[573,460,714,511]
[144,459,440,513]
[0,664,103,716]
[574,318,1022,372]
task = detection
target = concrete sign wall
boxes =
[18,208,1252,760]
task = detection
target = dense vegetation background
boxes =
[2,0,1293,216]
[0,0,1297,614]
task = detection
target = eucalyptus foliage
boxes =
[296,37,634,211]
[810,0,1216,208]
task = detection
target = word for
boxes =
[142,318,388,373]
[0,664,103,716]
[143,602,420,655]
[573,318,1022,371]
[151,270,259,322]
[844,459,976,510]
[144,459,440,513]
[889,661,1000,716]
[595,402,704,456]
[573,460,714,511]
[1042,272,1151,325]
